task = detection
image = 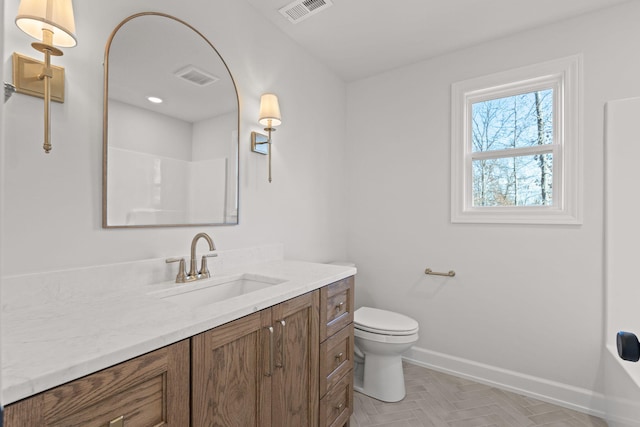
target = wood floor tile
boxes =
[350,362,608,426]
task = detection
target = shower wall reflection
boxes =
[107,101,236,225]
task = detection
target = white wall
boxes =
[1,0,348,275]
[346,1,640,414]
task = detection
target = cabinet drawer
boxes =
[319,371,353,427]
[320,276,354,341]
[5,340,190,427]
[320,323,354,397]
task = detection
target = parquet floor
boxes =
[350,362,609,427]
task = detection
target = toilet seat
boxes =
[354,327,419,344]
[354,307,419,336]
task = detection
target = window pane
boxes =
[471,89,553,153]
[472,153,553,207]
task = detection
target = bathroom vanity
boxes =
[1,251,355,427]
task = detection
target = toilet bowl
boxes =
[354,306,419,402]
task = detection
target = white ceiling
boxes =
[246,0,631,82]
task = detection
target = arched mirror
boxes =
[103,12,239,228]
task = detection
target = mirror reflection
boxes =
[103,13,239,228]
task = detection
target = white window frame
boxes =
[451,55,583,225]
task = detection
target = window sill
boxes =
[451,206,582,225]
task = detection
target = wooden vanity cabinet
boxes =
[191,290,320,427]
[4,339,190,427]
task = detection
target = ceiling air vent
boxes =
[279,0,333,24]
[174,65,219,87]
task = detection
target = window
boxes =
[451,55,582,224]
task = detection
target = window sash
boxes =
[468,144,555,161]
[466,146,561,210]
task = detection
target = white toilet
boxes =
[354,306,419,402]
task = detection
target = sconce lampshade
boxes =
[16,0,77,48]
[259,93,282,127]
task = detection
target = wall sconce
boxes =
[251,93,281,183]
[14,0,77,153]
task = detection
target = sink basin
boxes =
[150,274,285,308]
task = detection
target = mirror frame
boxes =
[102,12,240,228]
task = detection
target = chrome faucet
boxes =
[166,232,217,283]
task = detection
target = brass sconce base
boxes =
[12,52,65,103]
[251,131,269,155]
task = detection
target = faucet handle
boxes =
[166,257,187,283]
[199,253,218,279]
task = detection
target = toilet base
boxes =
[358,353,406,402]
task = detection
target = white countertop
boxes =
[1,253,356,405]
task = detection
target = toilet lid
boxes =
[354,307,419,335]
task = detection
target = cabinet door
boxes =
[5,340,190,427]
[191,310,273,427]
[271,291,320,427]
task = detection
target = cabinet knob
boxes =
[335,301,345,312]
[335,352,344,362]
[109,415,124,427]
[335,402,344,411]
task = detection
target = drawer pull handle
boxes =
[335,352,344,362]
[109,416,124,427]
[335,402,344,411]
[265,326,274,377]
[335,301,345,312]
[276,319,286,369]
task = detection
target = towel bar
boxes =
[424,268,455,277]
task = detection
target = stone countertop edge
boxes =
[1,260,357,405]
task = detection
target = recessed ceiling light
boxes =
[147,96,163,104]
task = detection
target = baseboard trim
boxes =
[404,346,606,418]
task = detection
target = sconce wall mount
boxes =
[12,52,65,102]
